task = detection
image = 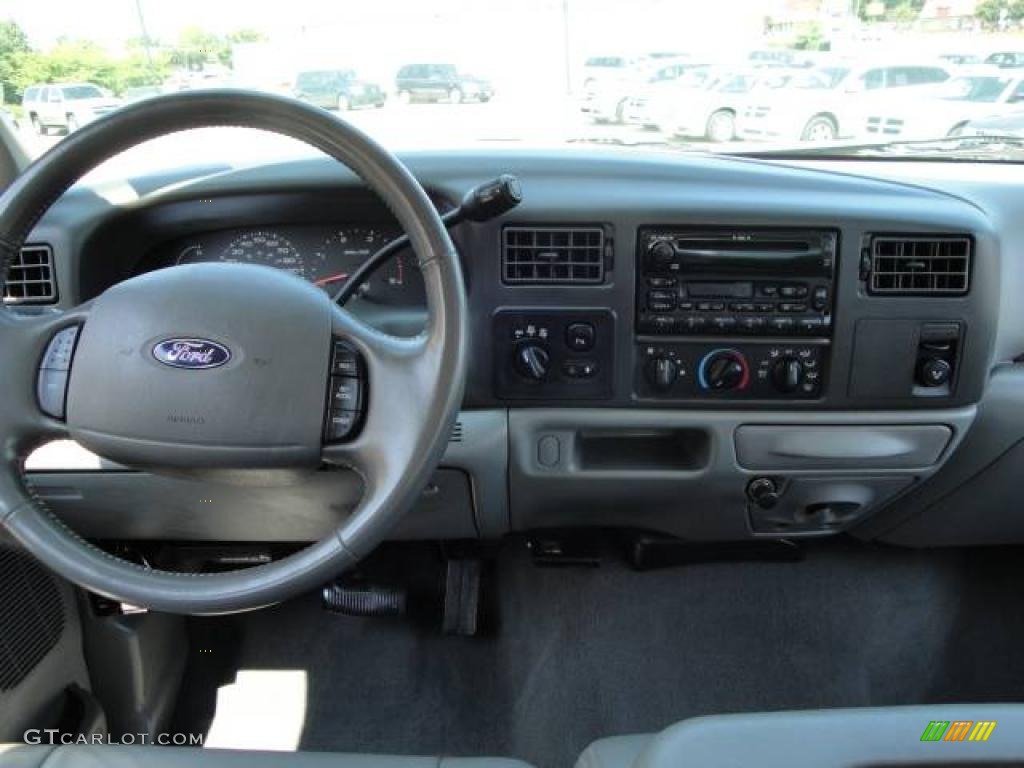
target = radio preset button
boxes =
[758,284,779,297]
[678,301,694,311]
[769,317,796,333]
[647,277,677,288]
[648,301,675,312]
[812,286,830,311]
[739,316,767,332]
[755,302,775,312]
[779,302,808,313]
[647,289,676,302]
[711,316,738,332]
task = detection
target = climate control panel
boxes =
[636,342,826,400]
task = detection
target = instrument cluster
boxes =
[160,224,425,306]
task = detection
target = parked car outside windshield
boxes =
[4,0,1024,169]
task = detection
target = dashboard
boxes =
[141,224,425,306]
[15,149,1024,552]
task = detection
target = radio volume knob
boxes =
[647,240,675,269]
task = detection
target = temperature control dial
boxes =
[698,349,749,391]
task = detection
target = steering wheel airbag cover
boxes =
[67,262,331,468]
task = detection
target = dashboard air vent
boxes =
[3,245,57,304]
[867,236,970,296]
[450,421,464,443]
[502,226,606,285]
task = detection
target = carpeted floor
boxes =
[174,537,1024,768]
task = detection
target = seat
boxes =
[576,705,1024,768]
[0,745,533,768]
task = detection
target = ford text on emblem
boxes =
[152,338,231,370]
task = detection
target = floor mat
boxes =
[175,538,1024,767]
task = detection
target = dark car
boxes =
[293,69,386,111]
[395,63,493,103]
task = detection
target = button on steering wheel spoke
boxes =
[0,305,90,458]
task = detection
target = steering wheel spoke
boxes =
[322,305,453,557]
[0,306,89,462]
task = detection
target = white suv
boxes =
[738,62,952,142]
[23,83,122,135]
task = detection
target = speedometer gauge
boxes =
[221,230,322,281]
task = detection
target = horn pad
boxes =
[66,263,332,468]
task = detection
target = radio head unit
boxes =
[637,227,838,338]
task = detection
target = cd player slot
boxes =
[687,282,753,298]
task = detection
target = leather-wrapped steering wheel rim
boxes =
[0,89,467,614]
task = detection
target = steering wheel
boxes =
[0,90,467,614]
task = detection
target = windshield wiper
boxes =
[731,134,1024,161]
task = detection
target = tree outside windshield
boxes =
[2,0,1024,170]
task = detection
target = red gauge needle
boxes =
[314,272,349,286]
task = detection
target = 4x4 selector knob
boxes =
[647,240,675,269]
[770,357,803,394]
[699,349,749,391]
[514,343,550,381]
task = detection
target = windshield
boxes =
[2,0,1022,169]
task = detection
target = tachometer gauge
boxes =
[222,230,320,281]
[311,227,391,298]
[175,243,205,265]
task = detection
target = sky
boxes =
[0,0,781,51]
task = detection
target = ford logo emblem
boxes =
[152,338,231,370]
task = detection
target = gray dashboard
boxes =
[19,148,1024,549]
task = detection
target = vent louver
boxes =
[867,236,970,296]
[3,244,57,304]
[502,226,606,285]
[450,421,464,443]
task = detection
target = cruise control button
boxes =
[326,409,359,441]
[37,369,69,419]
[331,342,360,377]
[41,326,80,371]
[329,376,363,411]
